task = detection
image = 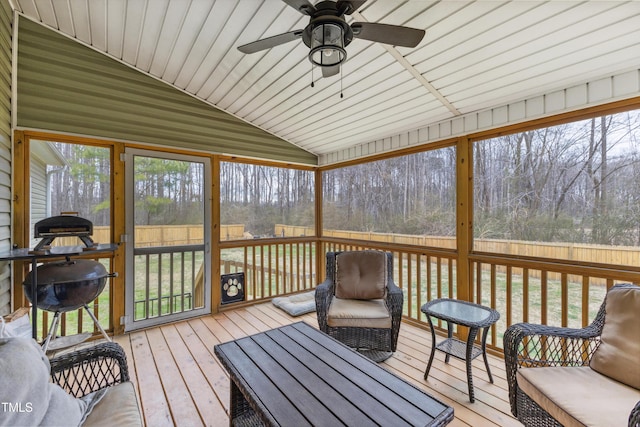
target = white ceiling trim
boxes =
[319,69,640,165]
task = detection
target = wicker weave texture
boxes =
[49,341,129,398]
[504,283,640,427]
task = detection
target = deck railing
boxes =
[219,238,317,301]
[320,239,640,353]
[36,226,640,356]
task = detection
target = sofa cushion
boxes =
[590,285,640,389]
[517,366,640,427]
[82,381,143,427]
[327,298,391,328]
[335,251,386,300]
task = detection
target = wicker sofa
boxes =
[504,283,640,427]
[315,250,403,362]
[0,338,142,427]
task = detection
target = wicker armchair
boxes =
[315,250,403,362]
[50,341,142,426]
[504,283,640,427]
[49,341,130,397]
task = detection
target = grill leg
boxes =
[83,304,112,342]
[41,312,61,353]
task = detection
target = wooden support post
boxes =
[211,155,221,313]
[11,130,28,311]
[111,142,126,335]
[315,168,324,283]
[456,137,473,340]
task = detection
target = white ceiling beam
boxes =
[352,10,460,116]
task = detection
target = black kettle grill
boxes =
[24,215,116,351]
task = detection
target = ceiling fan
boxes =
[237,0,426,78]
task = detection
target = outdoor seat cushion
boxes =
[327,298,391,328]
[335,251,387,300]
[589,285,640,389]
[517,366,640,427]
[82,381,142,427]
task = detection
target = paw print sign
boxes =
[224,277,242,296]
[221,273,245,304]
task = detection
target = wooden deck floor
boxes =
[113,302,522,427]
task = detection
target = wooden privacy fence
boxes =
[276,224,640,285]
[53,224,246,247]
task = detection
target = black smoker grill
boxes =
[24,215,116,351]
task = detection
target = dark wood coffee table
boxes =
[421,298,500,403]
[214,321,454,426]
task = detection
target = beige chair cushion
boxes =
[335,251,386,300]
[517,366,640,427]
[327,298,392,329]
[590,285,640,389]
[82,382,143,427]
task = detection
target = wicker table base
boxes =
[421,299,500,403]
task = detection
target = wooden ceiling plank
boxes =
[88,0,107,51]
[269,63,416,136]
[208,3,302,108]
[146,0,190,77]
[120,0,146,65]
[189,0,264,99]
[424,1,626,85]
[283,80,433,141]
[15,0,38,20]
[134,0,170,73]
[174,0,238,90]
[235,37,382,121]
[105,0,126,59]
[51,0,75,36]
[161,0,218,84]
[34,0,57,28]
[442,23,640,105]
[252,44,394,130]
[453,44,640,115]
[68,0,91,45]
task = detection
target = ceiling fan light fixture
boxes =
[309,22,346,67]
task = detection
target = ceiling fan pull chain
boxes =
[311,64,315,88]
[340,66,344,98]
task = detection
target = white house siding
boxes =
[0,2,11,316]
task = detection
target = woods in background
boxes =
[46,110,640,246]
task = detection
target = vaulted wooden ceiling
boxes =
[10,0,640,163]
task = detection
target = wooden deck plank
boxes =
[160,323,227,425]
[117,303,521,427]
[128,330,173,427]
[183,318,232,414]
[145,327,204,426]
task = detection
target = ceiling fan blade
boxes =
[282,0,316,15]
[237,30,303,54]
[351,22,425,47]
[322,65,340,78]
[336,0,367,15]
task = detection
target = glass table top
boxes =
[421,299,499,327]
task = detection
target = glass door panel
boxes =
[124,149,210,331]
